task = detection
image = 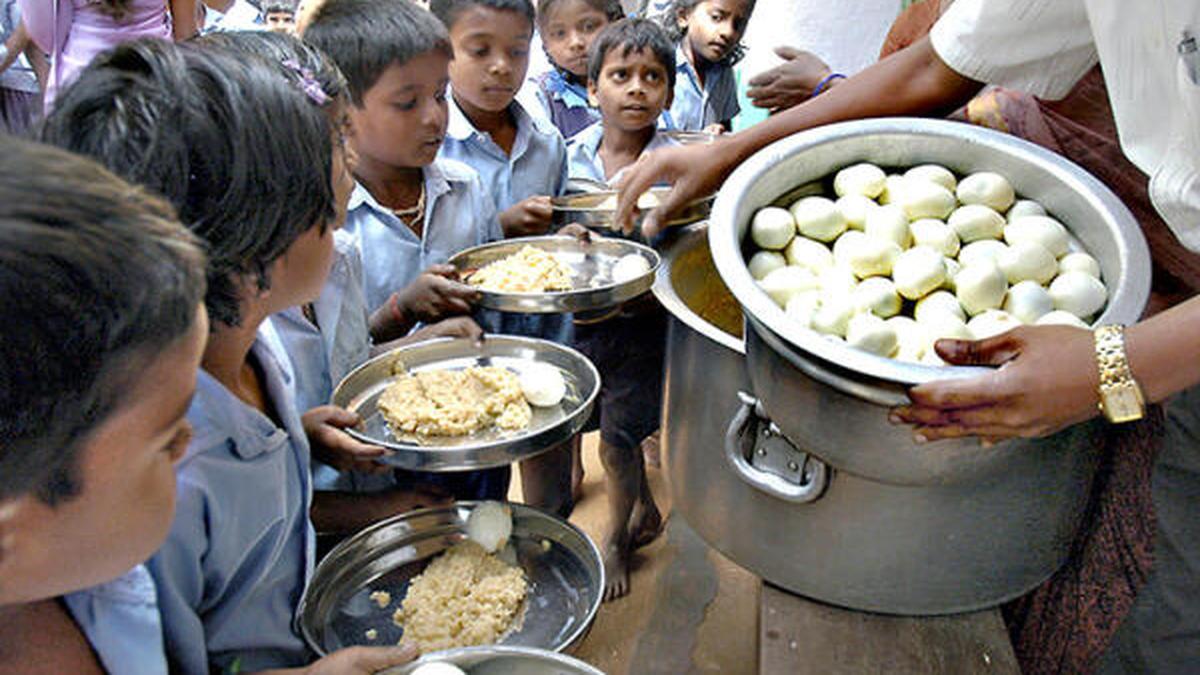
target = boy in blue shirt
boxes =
[431,0,581,516]
[661,0,754,132]
[305,0,513,502]
[41,39,418,674]
[0,137,208,675]
[565,18,677,601]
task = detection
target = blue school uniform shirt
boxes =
[147,324,315,675]
[440,95,569,211]
[440,96,573,343]
[63,565,168,675]
[534,69,601,141]
[566,122,680,186]
[345,159,501,314]
[669,43,740,131]
[272,230,397,493]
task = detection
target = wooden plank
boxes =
[759,584,1020,674]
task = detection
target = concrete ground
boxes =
[511,433,760,674]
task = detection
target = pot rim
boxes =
[709,117,1151,386]
[653,224,746,355]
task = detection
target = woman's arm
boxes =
[616,36,984,236]
[894,293,1200,442]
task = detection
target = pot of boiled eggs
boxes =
[708,117,1151,487]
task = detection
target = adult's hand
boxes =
[746,47,834,112]
[890,325,1100,442]
[613,140,741,239]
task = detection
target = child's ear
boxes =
[588,81,600,108]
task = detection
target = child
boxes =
[662,0,753,132]
[565,18,676,600]
[304,0,513,502]
[265,2,298,32]
[41,38,415,673]
[0,137,208,674]
[431,0,580,516]
[432,0,567,238]
[532,0,625,140]
[194,30,457,538]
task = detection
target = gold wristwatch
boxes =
[1093,324,1145,423]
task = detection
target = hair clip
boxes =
[281,58,331,106]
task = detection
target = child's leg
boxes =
[599,435,643,601]
[518,437,576,518]
[629,455,663,549]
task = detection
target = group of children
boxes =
[0,0,757,671]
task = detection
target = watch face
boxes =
[1104,384,1145,423]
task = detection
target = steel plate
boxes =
[384,646,604,675]
[331,336,599,471]
[299,503,604,658]
[448,236,661,314]
[551,187,713,233]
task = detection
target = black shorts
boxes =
[573,298,668,451]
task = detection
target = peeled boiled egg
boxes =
[519,362,567,407]
[1049,271,1107,318]
[948,204,1006,244]
[750,206,796,250]
[897,179,957,221]
[956,171,1015,212]
[747,250,787,280]
[955,262,1008,316]
[892,245,947,300]
[790,196,848,242]
[611,253,652,284]
[903,164,957,192]
[833,163,887,199]
[465,501,513,553]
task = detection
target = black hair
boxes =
[196,30,348,105]
[588,18,676,90]
[536,0,623,24]
[662,0,754,65]
[264,3,295,13]
[40,38,336,328]
[304,0,451,105]
[430,0,535,32]
[0,137,206,505]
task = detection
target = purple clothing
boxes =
[533,69,599,141]
[18,0,171,107]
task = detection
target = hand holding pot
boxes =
[891,325,1101,442]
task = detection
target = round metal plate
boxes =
[299,502,604,658]
[384,646,604,675]
[448,235,661,314]
[331,336,599,471]
[550,188,714,233]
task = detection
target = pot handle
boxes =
[724,391,828,504]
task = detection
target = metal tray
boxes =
[385,646,604,675]
[331,336,599,471]
[448,236,661,314]
[299,502,604,658]
[550,187,714,232]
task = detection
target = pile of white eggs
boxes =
[746,162,1107,365]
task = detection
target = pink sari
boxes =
[17,0,171,107]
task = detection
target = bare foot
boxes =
[601,534,631,601]
[629,495,664,549]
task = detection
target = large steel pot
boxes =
[655,226,1106,614]
[708,118,1151,486]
